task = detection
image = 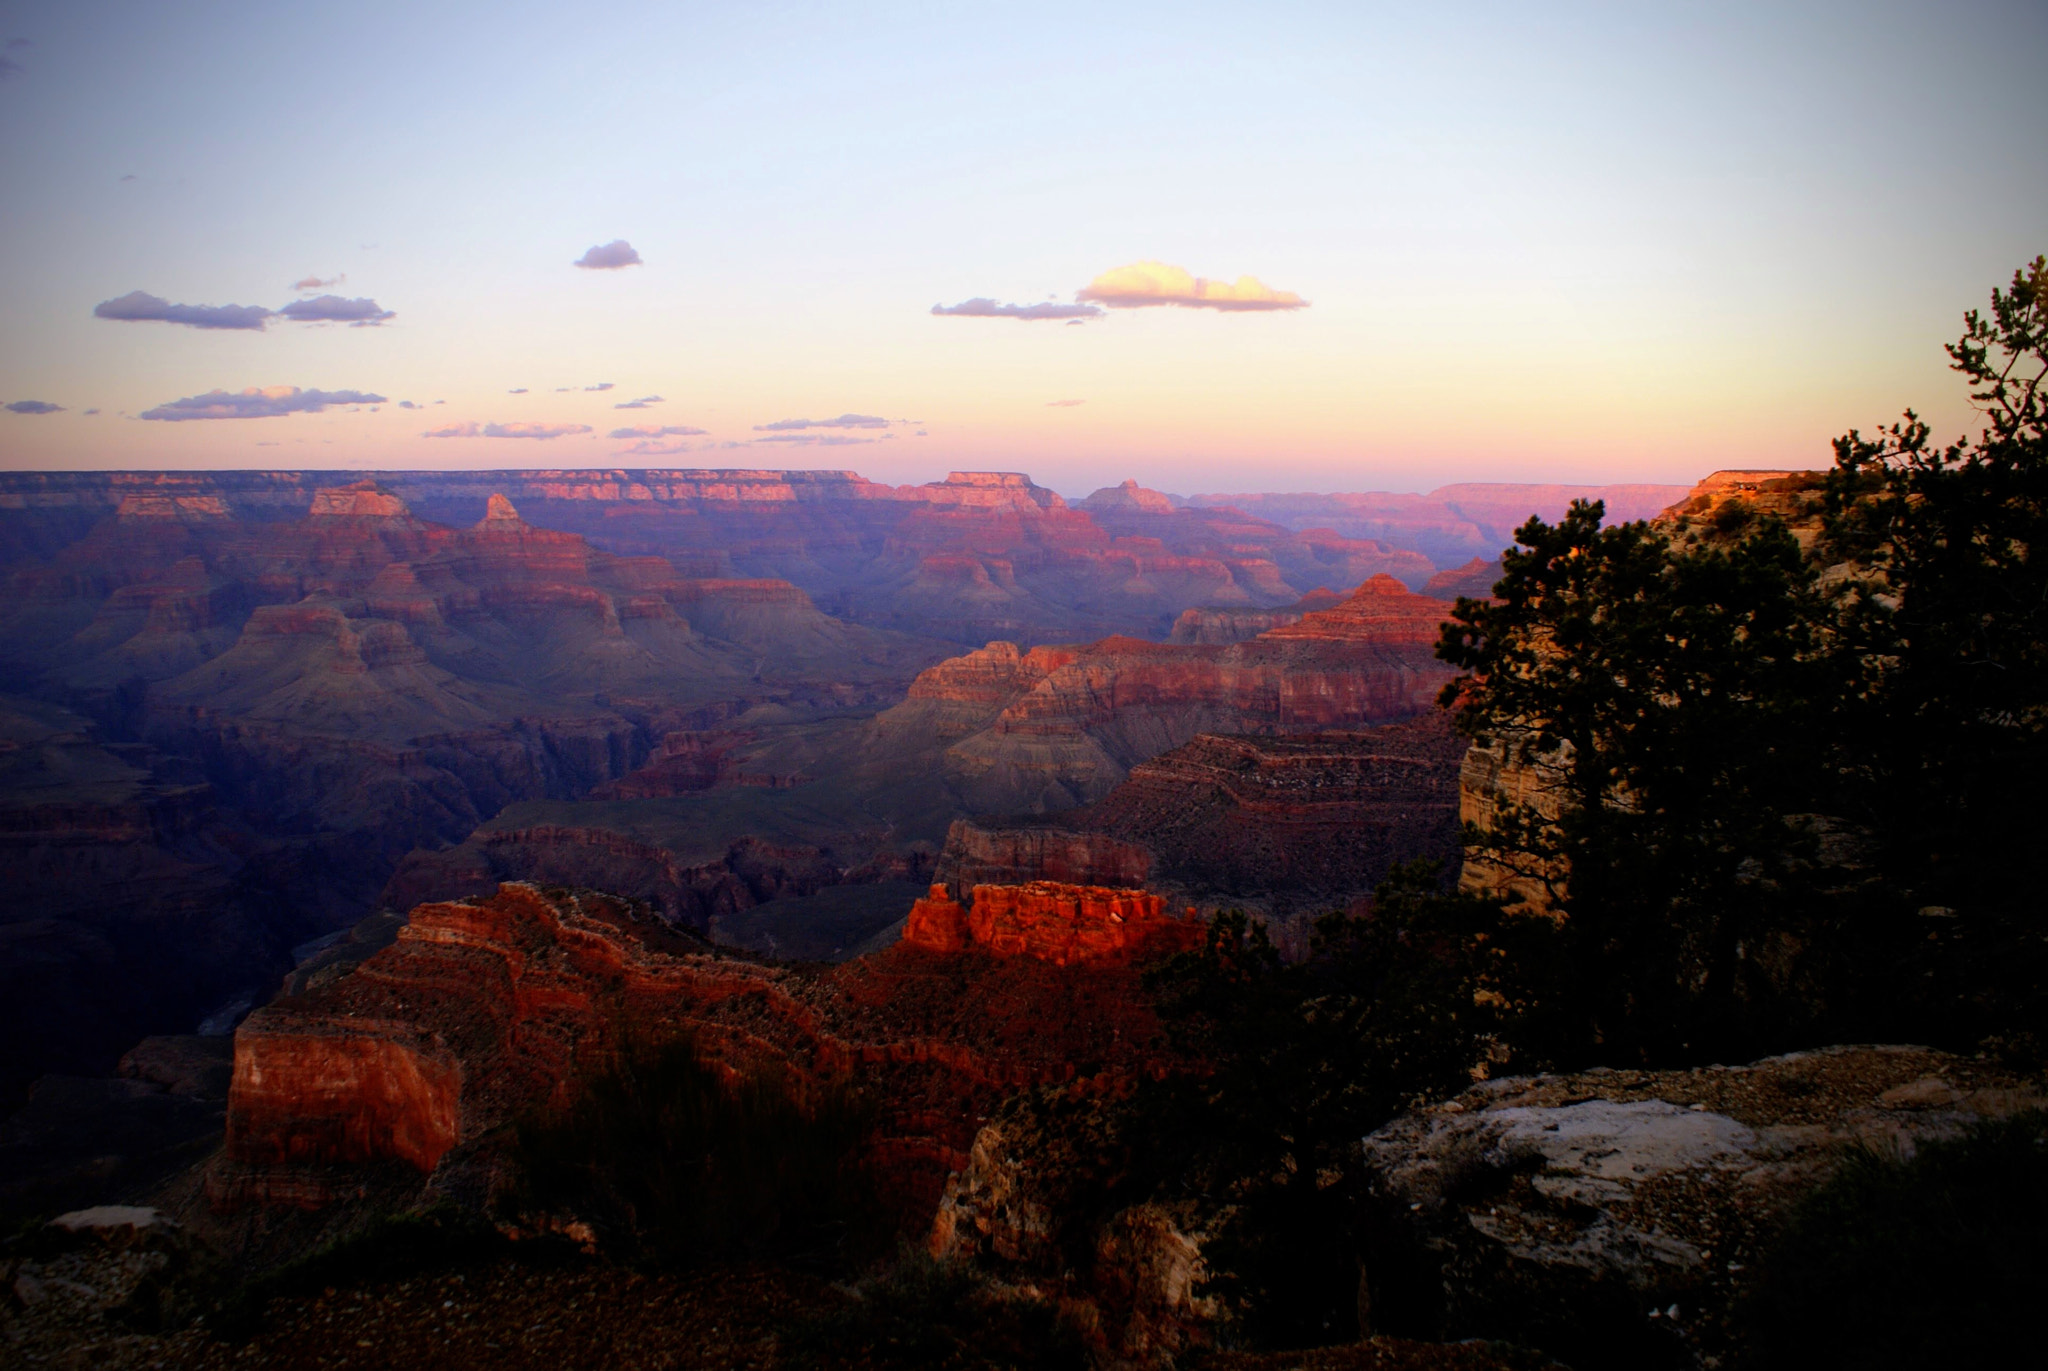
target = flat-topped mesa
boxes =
[903,880,1201,966]
[114,493,232,521]
[309,481,411,519]
[1258,573,1451,646]
[921,471,1067,510]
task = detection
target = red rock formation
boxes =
[930,713,1467,953]
[1167,587,1344,644]
[1260,572,1450,646]
[902,880,1199,966]
[217,883,1184,1213]
[871,576,1461,814]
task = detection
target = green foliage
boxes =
[1817,258,2048,1050]
[509,1036,883,1268]
[1740,1111,2048,1369]
[782,1244,1088,1371]
[1436,503,1840,1061]
[1128,862,1542,1346]
[1436,255,2048,1063]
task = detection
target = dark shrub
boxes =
[509,1036,882,1268]
[1741,1110,2048,1369]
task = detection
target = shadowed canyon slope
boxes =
[0,482,942,1097]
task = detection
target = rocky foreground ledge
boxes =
[933,1044,2043,1368]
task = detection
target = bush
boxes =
[1740,1110,2048,1369]
[1120,861,1543,1346]
[783,1245,1088,1370]
[508,1035,883,1268]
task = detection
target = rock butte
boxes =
[902,881,1203,965]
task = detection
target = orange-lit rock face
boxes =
[903,880,1202,966]
[220,883,1183,1212]
[227,1024,460,1173]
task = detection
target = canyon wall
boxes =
[877,574,1461,814]
[902,880,1202,965]
[216,882,1188,1214]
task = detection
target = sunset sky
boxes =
[1,1,2043,494]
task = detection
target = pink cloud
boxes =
[1076,260,1307,311]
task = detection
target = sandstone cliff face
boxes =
[902,881,1202,966]
[933,819,1154,894]
[216,882,1184,1214]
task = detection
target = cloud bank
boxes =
[95,291,272,331]
[424,421,594,440]
[932,297,1103,321]
[754,413,889,431]
[609,424,708,439]
[574,240,642,270]
[755,433,874,446]
[6,399,63,415]
[276,294,395,325]
[140,385,386,421]
[96,289,396,329]
[617,439,704,456]
[1077,261,1307,311]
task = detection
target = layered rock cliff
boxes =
[902,880,1202,965]
[216,882,1186,1214]
[872,575,1461,815]
[926,712,1467,952]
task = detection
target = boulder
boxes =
[1353,1044,2046,1369]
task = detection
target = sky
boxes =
[0,0,2043,495]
